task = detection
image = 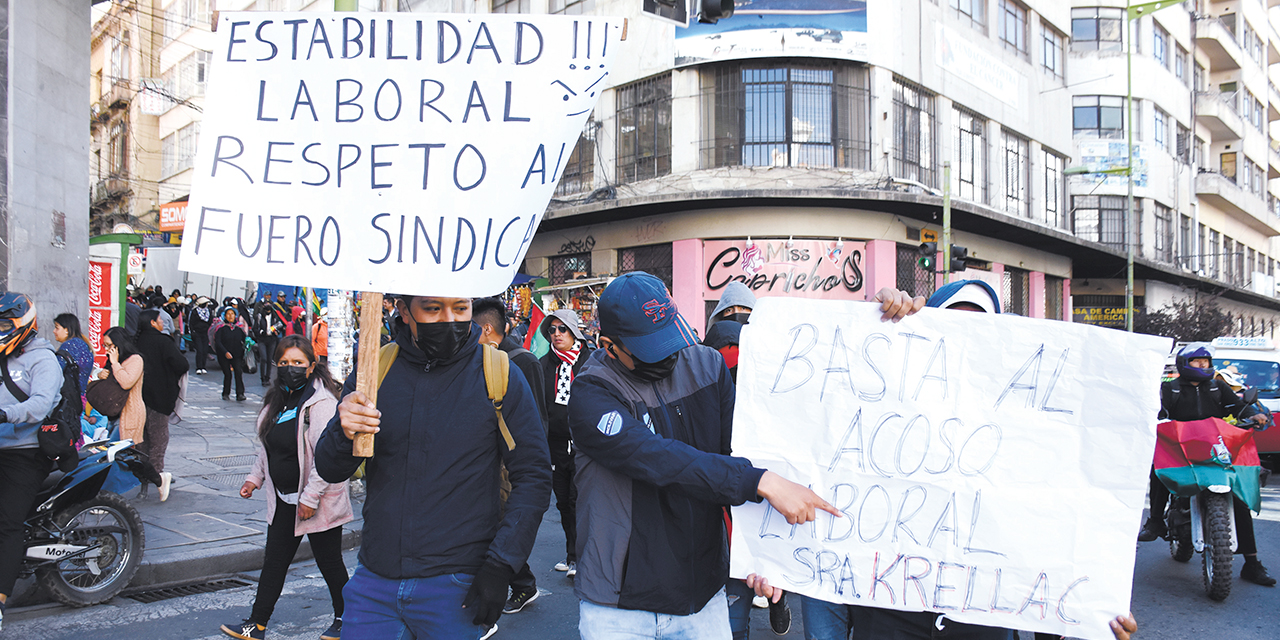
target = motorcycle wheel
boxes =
[1167,500,1194,563]
[1170,528,1194,563]
[1201,492,1234,602]
[35,491,145,606]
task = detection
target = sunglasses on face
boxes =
[550,325,572,335]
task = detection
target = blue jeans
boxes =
[800,597,1015,640]
[800,596,853,640]
[341,565,483,640]
[580,588,731,640]
[725,579,753,640]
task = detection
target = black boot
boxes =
[1137,517,1166,542]
[1242,559,1277,586]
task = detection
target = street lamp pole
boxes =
[1126,1,1135,332]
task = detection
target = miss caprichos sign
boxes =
[730,298,1171,640]
[180,12,623,296]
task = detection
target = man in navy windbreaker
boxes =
[315,295,551,640]
[568,272,838,639]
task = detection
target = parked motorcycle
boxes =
[21,440,151,606]
[1154,410,1265,602]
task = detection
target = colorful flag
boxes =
[524,303,549,358]
[1153,418,1262,511]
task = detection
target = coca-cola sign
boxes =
[88,261,111,307]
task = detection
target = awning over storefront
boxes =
[536,276,613,292]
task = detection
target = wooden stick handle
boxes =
[352,291,383,458]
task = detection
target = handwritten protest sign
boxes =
[729,298,1171,640]
[180,12,623,296]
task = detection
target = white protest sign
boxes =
[180,12,623,296]
[729,298,1171,640]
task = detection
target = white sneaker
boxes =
[158,472,173,502]
[752,595,769,609]
[566,562,576,577]
[480,623,498,640]
[554,560,572,572]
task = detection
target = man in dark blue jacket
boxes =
[315,295,551,640]
[568,272,838,639]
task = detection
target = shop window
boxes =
[698,61,870,170]
[1071,7,1123,52]
[1000,129,1029,218]
[1002,267,1029,315]
[555,116,596,197]
[896,244,936,300]
[550,253,591,285]
[892,76,937,188]
[953,105,987,204]
[1044,276,1064,321]
[616,73,672,182]
[1071,195,1127,248]
[618,243,674,292]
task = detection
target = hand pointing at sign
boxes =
[756,471,841,524]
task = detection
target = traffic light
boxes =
[698,0,735,24]
[917,242,937,272]
[948,245,969,272]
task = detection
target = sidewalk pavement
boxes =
[10,354,363,607]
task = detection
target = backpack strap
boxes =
[0,358,28,403]
[482,343,516,451]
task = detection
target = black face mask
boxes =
[277,365,309,392]
[630,351,681,382]
[415,321,471,362]
[724,312,751,325]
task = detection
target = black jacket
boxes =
[253,305,285,340]
[1160,377,1245,421]
[135,325,189,414]
[214,324,246,361]
[540,344,592,440]
[315,324,551,579]
[500,335,548,433]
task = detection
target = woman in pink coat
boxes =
[221,335,352,640]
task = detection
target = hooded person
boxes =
[708,281,756,327]
[926,279,1002,313]
[214,307,248,402]
[537,309,592,576]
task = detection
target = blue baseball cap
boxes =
[598,271,698,363]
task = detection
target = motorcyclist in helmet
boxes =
[0,293,63,629]
[1140,343,1276,587]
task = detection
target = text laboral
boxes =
[730,298,1171,640]
[180,13,623,297]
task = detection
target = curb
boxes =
[130,527,361,591]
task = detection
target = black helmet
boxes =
[0,292,37,356]
[1176,343,1215,382]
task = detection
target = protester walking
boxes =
[215,308,248,402]
[311,308,328,365]
[0,293,64,631]
[254,294,284,386]
[537,309,591,577]
[316,295,551,640]
[189,298,214,374]
[222,335,352,640]
[135,309,188,494]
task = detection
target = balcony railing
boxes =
[91,176,130,208]
[1197,16,1245,72]
[1195,90,1244,140]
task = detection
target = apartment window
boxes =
[1130,19,1141,54]
[1194,62,1207,92]
[1001,130,1030,217]
[892,77,937,188]
[1175,45,1188,84]
[1153,23,1169,69]
[1073,95,1125,138]
[1042,149,1066,229]
[998,0,1028,56]
[1176,123,1190,164]
[699,61,871,170]
[164,50,210,102]
[1179,214,1193,268]
[555,117,595,197]
[165,0,211,42]
[1221,152,1237,182]
[1072,8,1123,52]
[549,253,591,284]
[177,122,200,173]
[1072,195,1127,247]
[1154,203,1173,263]
[491,0,531,12]
[1224,237,1237,284]
[1041,25,1064,79]
[1194,136,1206,167]
[1253,95,1265,132]
[616,73,672,182]
[618,244,674,291]
[162,134,175,178]
[1209,229,1221,279]
[549,0,593,13]
[1153,108,1167,152]
[110,32,130,84]
[108,123,127,176]
[1251,160,1265,196]
[953,105,987,204]
[950,0,986,29]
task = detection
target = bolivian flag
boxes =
[523,303,549,358]
[1154,418,1263,512]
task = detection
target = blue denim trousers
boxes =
[800,597,1015,640]
[579,588,732,640]
[725,579,754,640]
[341,565,483,640]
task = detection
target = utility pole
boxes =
[327,0,360,381]
[942,161,952,286]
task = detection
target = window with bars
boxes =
[892,77,937,188]
[1044,276,1064,320]
[1224,237,1237,285]
[1209,229,1221,279]
[550,253,591,285]
[491,0,531,12]
[953,105,987,204]
[618,243,674,291]
[617,73,672,183]
[1154,203,1173,263]
[1041,24,1064,80]
[1073,95,1125,139]
[951,0,986,29]
[1176,123,1190,164]
[110,32,130,84]
[1071,7,1123,52]
[1041,150,1065,229]
[549,0,593,14]
[896,244,937,299]
[698,61,870,170]
[1179,214,1192,269]
[555,117,596,197]
[998,0,1028,56]
[108,122,127,176]
[1002,268,1030,315]
[1072,195,1127,248]
[1000,130,1029,218]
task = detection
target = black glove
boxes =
[462,560,514,627]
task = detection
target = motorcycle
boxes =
[1154,402,1265,602]
[20,440,152,606]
